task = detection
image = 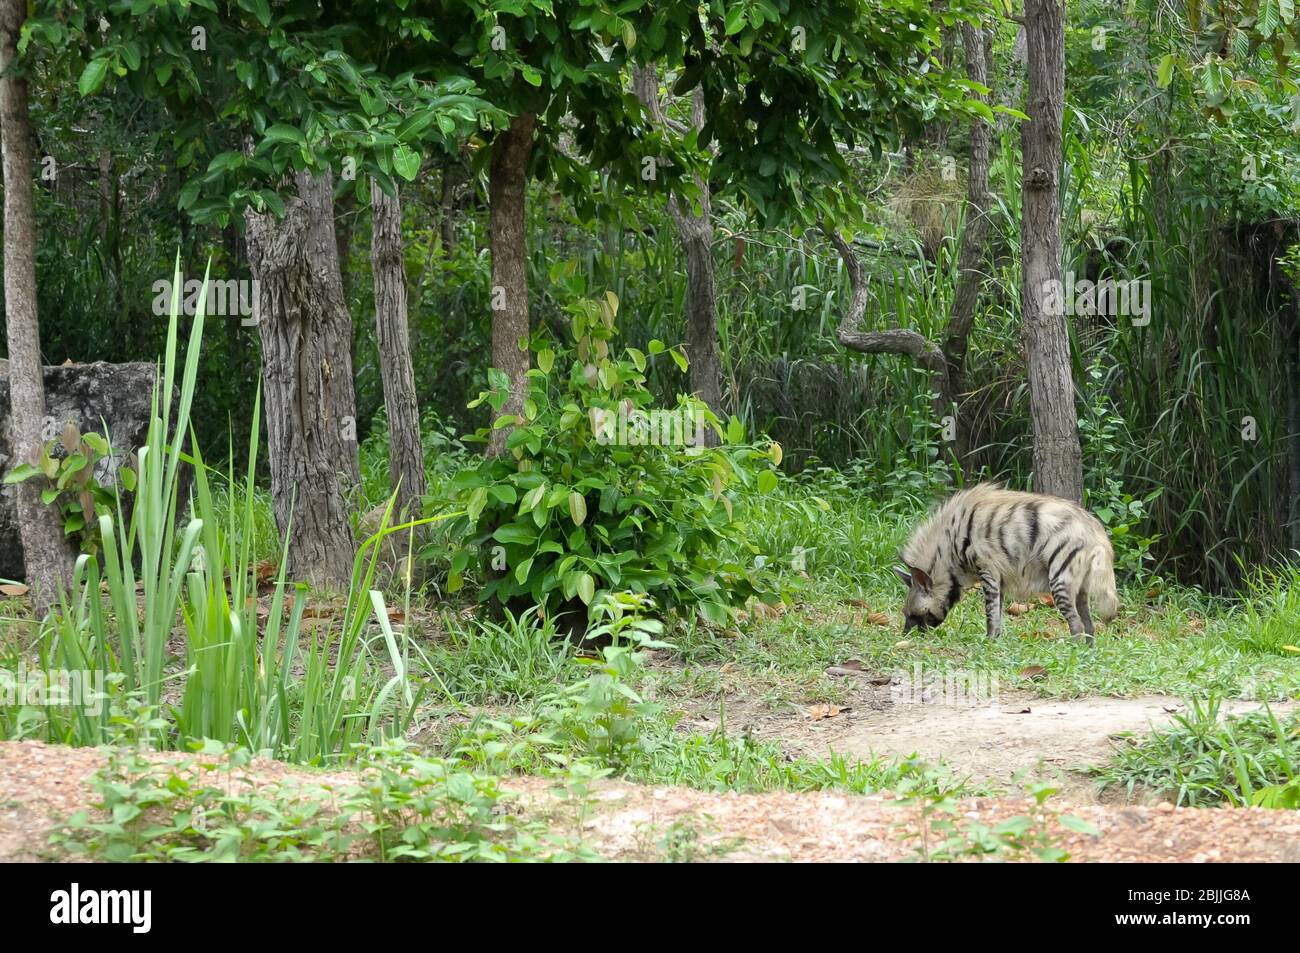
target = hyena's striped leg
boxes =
[1076,584,1095,639]
[979,570,1002,638]
[1048,573,1088,642]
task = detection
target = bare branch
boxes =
[819,222,949,382]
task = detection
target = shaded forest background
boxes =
[4,2,1300,591]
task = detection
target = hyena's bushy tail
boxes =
[1088,546,1120,622]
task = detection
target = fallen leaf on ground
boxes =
[1007,603,1030,616]
[1018,665,1048,681]
[807,704,848,721]
[0,583,29,597]
[865,612,890,626]
[1037,594,1053,607]
[255,560,278,586]
[1020,629,1054,641]
[845,598,870,609]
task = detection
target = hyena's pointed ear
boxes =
[894,566,912,587]
[909,564,932,589]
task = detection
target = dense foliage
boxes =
[447,274,783,625]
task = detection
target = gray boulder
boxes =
[0,360,159,581]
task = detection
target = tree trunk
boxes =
[1021,0,1082,502]
[943,23,994,464]
[244,168,360,589]
[369,178,426,519]
[439,158,461,253]
[1275,250,1300,553]
[998,24,1029,135]
[334,189,356,304]
[488,112,535,456]
[0,0,71,610]
[632,66,724,439]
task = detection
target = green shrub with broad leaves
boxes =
[4,421,133,559]
[445,283,784,629]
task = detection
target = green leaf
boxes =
[79,57,111,96]
[493,524,537,545]
[521,484,546,512]
[240,0,273,28]
[569,491,588,527]
[1060,815,1102,837]
[576,572,596,605]
[757,470,778,494]
[393,144,421,181]
[3,463,41,484]
[263,124,307,146]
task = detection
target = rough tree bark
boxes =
[334,189,356,304]
[1021,0,1082,502]
[438,157,461,253]
[943,23,994,464]
[1274,247,1300,553]
[369,179,426,520]
[632,65,723,439]
[244,168,360,589]
[0,0,71,610]
[488,112,536,457]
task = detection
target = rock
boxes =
[0,360,159,581]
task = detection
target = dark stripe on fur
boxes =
[960,508,977,565]
[943,577,963,613]
[1049,543,1084,579]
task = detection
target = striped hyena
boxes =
[895,484,1119,644]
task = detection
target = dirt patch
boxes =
[2,740,1299,863]
[673,681,1294,800]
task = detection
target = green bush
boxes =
[446,280,784,629]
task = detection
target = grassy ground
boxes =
[3,464,1298,816]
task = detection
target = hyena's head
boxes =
[894,564,947,633]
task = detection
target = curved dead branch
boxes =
[819,222,951,393]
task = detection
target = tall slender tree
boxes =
[944,22,995,465]
[1021,0,1082,501]
[0,0,71,609]
[632,65,722,434]
[370,178,427,518]
[487,112,536,457]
